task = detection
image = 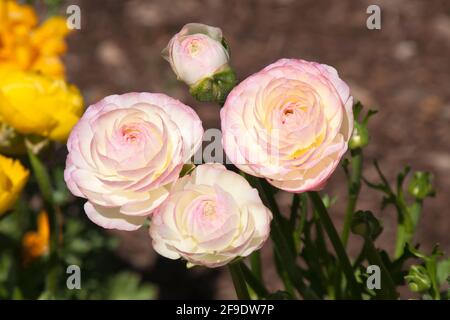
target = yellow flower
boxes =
[0,153,29,215]
[22,211,50,264]
[0,0,71,78]
[0,67,84,141]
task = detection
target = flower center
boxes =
[121,125,141,143]
[202,201,216,219]
[281,101,305,125]
[187,39,203,56]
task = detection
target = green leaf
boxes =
[353,101,363,119]
[106,272,156,300]
[362,109,378,125]
[437,259,450,286]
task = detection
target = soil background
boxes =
[56,0,449,299]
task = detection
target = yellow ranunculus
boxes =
[22,210,50,264]
[0,67,84,141]
[0,0,71,78]
[0,153,29,215]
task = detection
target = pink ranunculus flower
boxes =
[162,23,230,86]
[149,163,272,268]
[64,93,204,231]
[221,59,353,193]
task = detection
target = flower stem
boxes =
[308,191,361,299]
[240,262,269,298]
[250,250,262,281]
[364,238,398,299]
[27,148,60,297]
[228,262,251,300]
[290,194,300,226]
[342,148,363,247]
[273,247,295,297]
[394,196,418,258]
[253,178,318,299]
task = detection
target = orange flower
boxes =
[0,0,71,78]
[22,211,50,264]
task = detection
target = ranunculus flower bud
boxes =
[0,67,83,141]
[349,121,369,149]
[64,93,204,231]
[405,265,431,292]
[351,210,383,240]
[150,163,272,268]
[162,23,235,103]
[221,59,353,192]
[349,102,375,150]
[407,171,435,201]
[0,154,29,216]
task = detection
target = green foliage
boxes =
[0,193,157,300]
[236,102,448,300]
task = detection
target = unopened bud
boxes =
[408,171,435,200]
[405,265,431,292]
[162,23,236,103]
[351,210,382,240]
[349,121,369,149]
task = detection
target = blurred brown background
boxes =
[59,0,449,298]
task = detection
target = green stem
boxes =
[290,194,300,226]
[241,262,269,298]
[394,201,413,258]
[342,148,363,247]
[228,262,251,300]
[27,148,60,297]
[302,220,329,298]
[250,250,262,281]
[364,238,398,299]
[353,243,367,270]
[313,212,335,296]
[308,191,362,299]
[394,225,407,258]
[247,176,317,299]
[273,248,295,297]
[395,201,422,258]
[256,179,319,299]
[425,257,441,300]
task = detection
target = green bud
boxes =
[189,67,236,104]
[349,121,369,149]
[405,265,431,292]
[408,171,435,200]
[351,210,383,240]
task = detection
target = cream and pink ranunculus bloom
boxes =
[162,23,230,86]
[150,164,272,268]
[221,58,353,193]
[64,93,203,231]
